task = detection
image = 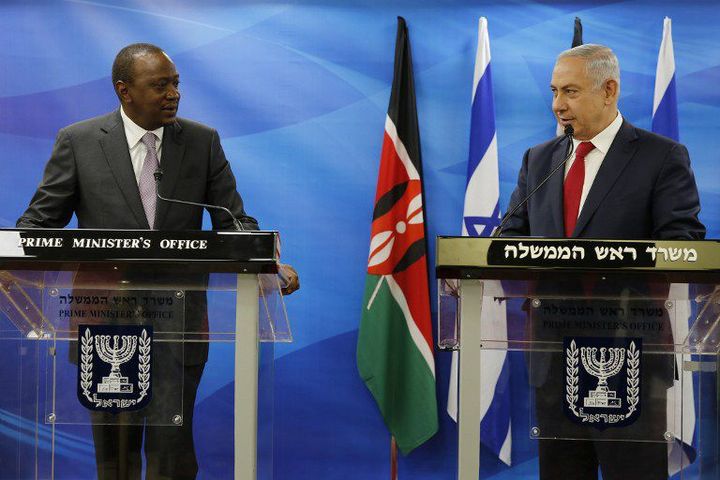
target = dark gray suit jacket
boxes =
[17,109,258,231]
[17,110,260,365]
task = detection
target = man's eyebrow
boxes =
[550,83,581,90]
[150,74,180,81]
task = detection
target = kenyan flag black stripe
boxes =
[387,17,422,178]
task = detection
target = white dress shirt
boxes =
[120,107,164,183]
[564,112,624,216]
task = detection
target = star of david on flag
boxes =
[463,201,502,237]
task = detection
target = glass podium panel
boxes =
[436,237,720,479]
[526,296,678,443]
[0,228,287,479]
[43,286,185,427]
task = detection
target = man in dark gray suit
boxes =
[17,43,298,479]
[501,44,704,480]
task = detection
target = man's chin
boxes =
[161,113,177,125]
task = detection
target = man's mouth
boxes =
[162,105,178,112]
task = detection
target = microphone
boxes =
[491,124,575,237]
[153,169,246,231]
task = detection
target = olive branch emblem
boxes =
[626,341,640,418]
[137,329,151,401]
[80,328,94,403]
[566,340,580,417]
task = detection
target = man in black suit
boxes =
[17,43,298,479]
[501,44,705,479]
[502,46,703,241]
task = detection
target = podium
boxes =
[436,237,719,479]
[0,229,290,479]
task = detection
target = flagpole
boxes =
[390,436,399,480]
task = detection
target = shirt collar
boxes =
[120,107,164,149]
[573,112,623,155]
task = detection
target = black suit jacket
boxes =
[17,110,260,364]
[502,119,705,240]
[503,120,705,388]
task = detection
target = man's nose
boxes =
[167,87,179,100]
[553,94,566,113]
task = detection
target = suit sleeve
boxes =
[206,130,260,231]
[16,129,78,228]
[499,148,531,237]
[651,143,705,240]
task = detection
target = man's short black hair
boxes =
[112,43,165,85]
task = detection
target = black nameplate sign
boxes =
[0,229,278,271]
[487,240,669,269]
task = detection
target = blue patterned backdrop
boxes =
[1,1,718,478]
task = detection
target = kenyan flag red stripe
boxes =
[356,17,438,455]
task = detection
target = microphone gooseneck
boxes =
[491,126,575,237]
[562,124,574,160]
[153,169,246,231]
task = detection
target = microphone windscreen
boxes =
[564,124,574,136]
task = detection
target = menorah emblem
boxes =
[564,337,641,428]
[580,346,625,408]
[96,334,138,394]
[78,324,153,413]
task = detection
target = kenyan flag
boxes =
[356,17,438,455]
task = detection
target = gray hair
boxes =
[557,44,620,90]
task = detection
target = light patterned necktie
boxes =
[138,132,159,229]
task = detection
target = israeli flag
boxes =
[652,17,679,139]
[652,17,697,475]
[447,17,511,466]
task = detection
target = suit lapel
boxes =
[547,137,569,237]
[573,120,638,237]
[99,111,149,229]
[154,121,186,230]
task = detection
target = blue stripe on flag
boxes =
[466,64,496,187]
[652,75,679,141]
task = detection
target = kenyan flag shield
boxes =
[356,17,438,455]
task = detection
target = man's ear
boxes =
[115,81,131,103]
[604,79,619,105]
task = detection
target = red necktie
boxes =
[563,141,595,237]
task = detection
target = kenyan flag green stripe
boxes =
[357,274,438,454]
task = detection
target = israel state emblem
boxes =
[77,324,153,413]
[563,337,641,429]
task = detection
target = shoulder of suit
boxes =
[57,112,219,139]
[525,122,686,157]
[629,123,684,149]
[59,111,118,137]
[173,116,217,135]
